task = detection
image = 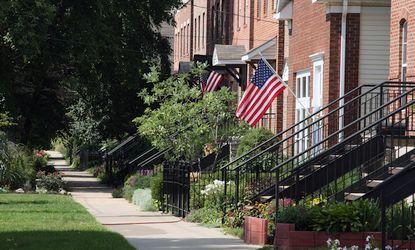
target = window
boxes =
[264,0,268,16]
[401,20,408,82]
[194,18,197,50]
[257,0,261,18]
[202,13,205,48]
[244,0,247,25]
[198,16,201,50]
[237,0,240,28]
[187,24,190,55]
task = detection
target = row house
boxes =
[173,0,233,72]
[389,0,414,82]
[275,0,392,137]
[173,0,412,136]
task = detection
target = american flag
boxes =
[200,71,223,94]
[236,59,286,126]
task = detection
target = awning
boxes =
[241,38,277,62]
[275,0,292,20]
[212,45,246,66]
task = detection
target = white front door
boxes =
[295,71,311,156]
[312,59,324,155]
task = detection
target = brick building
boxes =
[389,0,415,82]
[275,0,391,138]
[173,0,234,72]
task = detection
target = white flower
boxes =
[351,246,359,250]
[385,246,393,250]
[365,244,371,250]
[334,239,340,246]
[327,238,332,247]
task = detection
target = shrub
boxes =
[277,205,316,231]
[312,200,380,233]
[186,207,222,227]
[0,136,36,190]
[51,137,67,157]
[123,174,152,202]
[236,128,274,156]
[112,188,123,198]
[151,171,164,210]
[36,171,66,192]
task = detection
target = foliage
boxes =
[0,194,135,250]
[277,205,316,231]
[132,189,157,211]
[123,173,153,202]
[312,200,380,233]
[150,171,164,210]
[51,137,68,157]
[67,99,103,149]
[186,207,222,227]
[222,227,244,239]
[100,138,119,152]
[0,94,14,130]
[236,128,275,156]
[36,170,66,192]
[136,63,247,161]
[0,0,181,148]
[0,134,35,190]
[112,188,124,198]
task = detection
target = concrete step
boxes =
[389,167,404,175]
[345,192,365,201]
[259,196,273,202]
[366,180,383,188]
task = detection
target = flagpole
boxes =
[259,53,311,116]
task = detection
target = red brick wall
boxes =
[390,0,415,82]
[286,0,360,131]
[174,3,192,71]
[287,0,332,130]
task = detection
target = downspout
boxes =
[339,0,348,141]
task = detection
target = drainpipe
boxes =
[339,0,348,141]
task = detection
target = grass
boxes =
[0,194,135,250]
[222,226,244,239]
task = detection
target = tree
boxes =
[135,64,247,161]
[0,0,181,148]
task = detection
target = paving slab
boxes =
[46,151,260,250]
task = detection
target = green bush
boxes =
[51,137,67,157]
[0,135,36,190]
[277,205,316,231]
[312,200,380,233]
[112,188,123,198]
[186,207,222,227]
[123,174,152,202]
[36,171,66,192]
[151,172,164,210]
[236,128,274,156]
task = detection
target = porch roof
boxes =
[241,37,277,62]
[212,45,246,66]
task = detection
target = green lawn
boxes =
[0,194,135,250]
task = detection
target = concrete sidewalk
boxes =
[47,151,260,250]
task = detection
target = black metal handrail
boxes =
[222,81,415,209]
[272,87,415,173]
[221,82,414,172]
[236,82,415,172]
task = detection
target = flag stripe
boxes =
[236,58,286,127]
[240,76,279,120]
[247,84,286,125]
[248,86,286,126]
[243,78,281,122]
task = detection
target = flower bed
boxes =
[274,223,381,249]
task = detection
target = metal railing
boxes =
[221,82,415,211]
